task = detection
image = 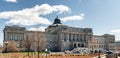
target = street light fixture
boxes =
[4,41,8,53]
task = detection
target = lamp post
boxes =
[4,41,8,53]
[55,44,57,52]
[37,40,40,58]
[45,49,48,58]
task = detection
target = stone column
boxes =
[82,34,84,41]
[67,33,69,41]
[71,34,73,41]
[11,32,13,40]
[4,31,8,41]
[75,34,77,41]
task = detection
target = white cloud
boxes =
[110,29,120,41]
[28,26,46,32]
[4,0,17,3]
[0,4,71,25]
[53,5,71,14]
[111,29,120,33]
[60,13,85,22]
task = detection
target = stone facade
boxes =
[3,25,47,51]
[45,17,93,52]
[90,35,106,52]
[104,34,115,51]
[89,34,115,52]
[3,17,116,52]
[25,31,46,51]
[115,41,120,52]
[3,25,26,41]
[3,25,26,49]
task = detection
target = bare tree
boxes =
[18,31,48,58]
[21,36,33,51]
[0,45,3,53]
[37,33,47,51]
[33,31,48,58]
[20,31,47,55]
[20,33,34,56]
[3,41,19,52]
[30,31,48,51]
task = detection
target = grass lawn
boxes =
[0,52,105,58]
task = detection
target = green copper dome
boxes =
[53,16,62,24]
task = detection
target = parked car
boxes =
[105,51,113,54]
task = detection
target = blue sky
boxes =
[0,0,120,45]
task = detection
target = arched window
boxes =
[64,37,66,41]
[77,38,79,41]
[69,38,71,41]
[74,43,77,48]
[73,38,75,41]
[81,44,84,47]
[78,44,80,47]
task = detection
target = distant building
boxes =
[89,35,105,52]
[115,41,120,52]
[89,34,115,52]
[3,25,26,49]
[25,31,46,51]
[3,25,47,51]
[3,25,26,41]
[45,16,93,52]
[3,16,116,52]
[104,34,115,51]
